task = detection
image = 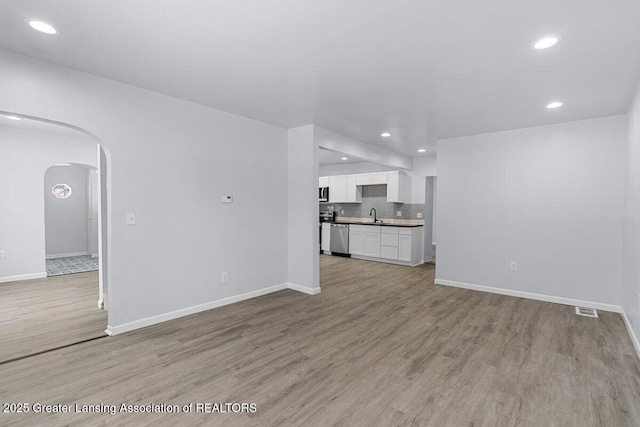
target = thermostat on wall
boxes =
[221,195,233,203]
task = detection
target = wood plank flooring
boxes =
[0,272,106,363]
[1,256,639,426]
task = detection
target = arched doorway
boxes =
[0,112,112,362]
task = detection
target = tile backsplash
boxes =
[323,184,425,220]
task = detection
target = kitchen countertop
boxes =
[328,220,424,228]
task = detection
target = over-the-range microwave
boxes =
[319,187,329,202]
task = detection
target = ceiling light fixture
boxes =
[546,101,563,109]
[3,115,21,121]
[381,132,391,138]
[533,36,559,50]
[418,149,426,153]
[341,157,348,161]
[27,20,58,35]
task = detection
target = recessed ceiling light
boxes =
[418,149,426,153]
[27,20,58,35]
[533,36,559,50]
[546,101,563,109]
[3,115,21,121]
[381,132,391,138]
[341,157,348,161]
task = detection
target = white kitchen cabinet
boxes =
[355,172,386,186]
[380,232,398,247]
[387,171,409,203]
[398,234,412,261]
[380,245,399,260]
[364,231,381,257]
[380,226,399,260]
[321,223,331,252]
[349,230,365,255]
[371,172,388,185]
[345,174,362,203]
[348,224,424,266]
[355,174,371,186]
[349,224,380,257]
[319,176,329,188]
[328,175,347,203]
[328,174,361,203]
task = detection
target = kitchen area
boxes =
[318,148,435,267]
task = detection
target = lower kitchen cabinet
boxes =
[364,231,381,257]
[380,245,399,260]
[348,224,424,266]
[398,234,412,261]
[349,230,365,255]
[349,224,380,257]
[321,223,331,252]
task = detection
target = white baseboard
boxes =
[0,272,47,284]
[622,308,640,360]
[434,278,622,313]
[287,282,321,295]
[46,251,88,259]
[106,283,289,336]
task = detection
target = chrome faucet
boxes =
[369,208,379,223]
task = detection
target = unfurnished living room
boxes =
[1,1,640,426]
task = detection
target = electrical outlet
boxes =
[397,211,402,217]
[221,272,229,283]
[510,261,518,271]
[341,210,344,215]
[126,212,136,225]
[0,250,4,259]
[417,213,423,218]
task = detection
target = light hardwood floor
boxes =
[1,256,639,426]
[0,272,106,363]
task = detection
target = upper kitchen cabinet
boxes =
[328,175,346,202]
[345,175,362,203]
[323,170,406,203]
[329,174,361,203]
[355,172,388,186]
[387,171,409,203]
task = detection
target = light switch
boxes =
[0,250,4,259]
[126,212,136,225]
[221,195,233,203]
[417,213,423,218]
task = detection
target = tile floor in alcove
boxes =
[46,255,99,277]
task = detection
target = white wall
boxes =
[0,49,289,330]
[0,127,97,281]
[44,165,90,257]
[436,115,626,308]
[623,83,640,353]
[412,156,437,177]
[288,125,320,292]
[89,169,99,257]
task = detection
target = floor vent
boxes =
[575,307,598,318]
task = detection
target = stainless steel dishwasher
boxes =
[330,224,350,257]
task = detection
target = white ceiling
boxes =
[1,0,639,156]
[319,148,364,166]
